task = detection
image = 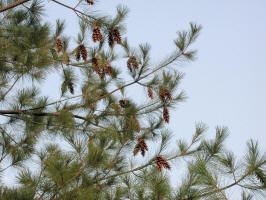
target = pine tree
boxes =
[0,1,265,199]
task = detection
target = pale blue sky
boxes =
[19,0,266,197]
[44,0,266,154]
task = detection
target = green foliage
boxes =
[0,1,265,200]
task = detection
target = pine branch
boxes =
[0,74,22,102]
[0,0,30,12]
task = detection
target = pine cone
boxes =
[86,0,94,5]
[134,138,148,156]
[127,56,138,71]
[91,56,99,67]
[155,156,170,172]
[119,99,129,108]
[79,44,87,61]
[56,37,62,53]
[108,30,114,47]
[163,105,169,123]
[148,87,154,99]
[92,26,103,42]
[113,28,122,44]
[68,82,74,94]
[104,61,112,75]
[159,88,172,102]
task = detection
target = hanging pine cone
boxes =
[56,37,62,53]
[91,56,99,67]
[86,0,94,5]
[127,56,138,71]
[155,156,171,172]
[163,105,169,123]
[104,61,112,76]
[108,30,114,47]
[68,82,74,94]
[148,87,154,99]
[159,88,172,102]
[79,44,87,61]
[113,28,122,44]
[92,26,103,42]
[134,138,148,156]
[119,99,129,108]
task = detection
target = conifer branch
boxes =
[0,74,22,101]
[0,0,30,12]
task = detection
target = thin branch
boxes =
[0,0,30,13]
[0,74,22,101]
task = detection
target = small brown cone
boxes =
[163,105,169,123]
[92,26,103,42]
[127,56,138,71]
[155,156,170,172]
[104,61,112,76]
[134,138,148,156]
[159,88,172,102]
[119,99,129,108]
[86,0,94,5]
[148,87,154,99]
[113,28,122,44]
[56,37,62,53]
[91,56,99,67]
[79,44,87,61]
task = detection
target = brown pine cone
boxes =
[86,0,94,5]
[79,44,87,61]
[91,56,99,67]
[134,118,141,133]
[155,156,170,172]
[163,105,169,123]
[92,26,103,42]
[113,28,122,44]
[56,37,62,53]
[134,138,148,156]
[104,61,112,75]
[119,99,129,108]
[159,88,172,102]
[127,56,138,71]
[148,87,154,99]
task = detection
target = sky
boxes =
[3,0,266,198]
[43,1,266,157]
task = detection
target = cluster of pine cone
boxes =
[91,57,113,79]
[155,156,171,172]
[127,56,139,72]
[134,138,148,156]
[76,44,88,61]
[108,28,122,47]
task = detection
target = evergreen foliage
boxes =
[0,0,265,199]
